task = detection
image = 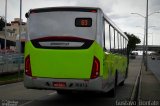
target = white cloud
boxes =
[0,0,160,45]
[0,0,6,18]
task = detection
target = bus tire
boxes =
[119,80,124,86]
[108,71,118,97]
[125,66,129,79]
[108,86,116,97]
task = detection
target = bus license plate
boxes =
[52,82,66,87]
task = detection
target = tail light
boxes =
[25,55,32,76]
[90,56,100,79]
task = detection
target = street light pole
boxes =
[145,0,148,71]
[4,0,8,72]
[131,0,159,71]
[4,0,7,51]
[131,13,146,63]
[18,0,22,79]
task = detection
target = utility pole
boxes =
[131,0,159,71]
[4,0,7,72]
[145,0,148,71]
[18,0,22,79]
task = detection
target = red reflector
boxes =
[90,56,100,79]
[53,82,66,87]
[91,10,97,13]
[25,55,32,76]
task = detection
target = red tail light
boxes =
[90,56,100,79]
[25,55,32,76]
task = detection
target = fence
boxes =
[0,53,24,74]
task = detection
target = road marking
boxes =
[19,92,56,106]
[19,100,33,106]
[48,92,57,96]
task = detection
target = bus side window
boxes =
[122,36,124,55]
[110,26,115,52]
[115,30,119,53]
[125,39,128,55]
[121,36,124,55]
[123,38,126,55]
[117,33,120,54]
[104,21,110,52]
[120,35,122,54]
[124,37,127,55]
[117,32,120,53]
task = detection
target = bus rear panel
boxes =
[24,7,105,91]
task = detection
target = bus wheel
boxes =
[108,71,118,97]
[125,67,129,78]
[107,86,116,97]
[119,80,124,86]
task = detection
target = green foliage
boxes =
[125,32,141,54]
[0,17,5,31]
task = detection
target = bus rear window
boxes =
[28,11,97,40]
[75,18,92,27]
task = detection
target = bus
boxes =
[24,7,128,96]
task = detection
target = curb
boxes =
[0,78,23,85]
[0,70,24,76]
[130,62,143,102]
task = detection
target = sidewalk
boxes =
[140,65,160,100]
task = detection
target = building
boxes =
[0,18,27,53]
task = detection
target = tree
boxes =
[124,32,141,54]
[0,16,5,31]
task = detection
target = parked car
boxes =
[157,56,160,60]
[129,53,136,59]
[151,56,156,60]
[150,52,160,60]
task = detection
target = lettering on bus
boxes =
[75,83,88,87]
[50,42,69,46]
[68,82,88,88]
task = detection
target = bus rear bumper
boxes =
[24,75,104,92]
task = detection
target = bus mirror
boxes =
[25,13,29,18]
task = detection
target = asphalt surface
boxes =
[148,56,160,82]
[0,57,142,106]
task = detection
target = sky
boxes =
[0,0,160,45]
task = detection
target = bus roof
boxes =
[29,7,101,14]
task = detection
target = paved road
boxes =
[148,56,160,82]
[0,57,142,106]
